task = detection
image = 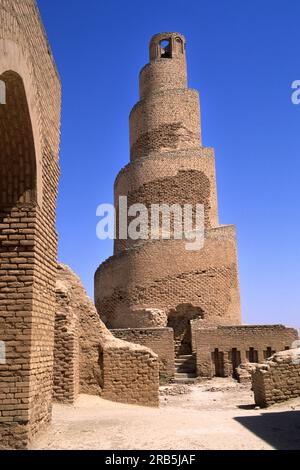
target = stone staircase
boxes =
[174,354,197,384]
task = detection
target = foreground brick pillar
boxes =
[0,1,61,449]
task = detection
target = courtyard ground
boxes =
[32,378,300,450]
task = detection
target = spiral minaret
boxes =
[95,33,241,330]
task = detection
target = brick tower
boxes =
[95,32,241,354]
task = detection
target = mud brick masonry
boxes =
[0,0,61,449]
[0,1,159,450]
[94,32,298,379]
[194,325,298,378]
[95,33,241,330]
[0,4,299,450]
[111,328,175,383]
[252,349,300,407]
[54,264,159,408]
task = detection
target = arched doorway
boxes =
[0,71,37,205]
[0,70,38,447]
[167,303,204,356]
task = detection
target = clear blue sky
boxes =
[37,0,300,333]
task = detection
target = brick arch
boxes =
[0,39,43,206]
[0,71,37,205]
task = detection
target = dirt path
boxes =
[32,378,300,450]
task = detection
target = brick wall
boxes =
[102,345,159,407]
[54,264,159,407]
[95,227,241,330]
[193,325,299,378]
[53,275,79,403]
[252,349,300,407]
[0,0,61,449]
[111,328,175,383]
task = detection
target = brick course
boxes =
[252,349,300,407]
[0,0,61,449]
[193,325,298,378]
[111,328,175,383]
[54,264,159,407]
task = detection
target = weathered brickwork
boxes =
[54,264,159,407]
[96,229,241,331]
[102,346,159,407]
[95,32,241,345]
[193,325,299,378]
[252,349,300,407]
[53,272,79,404]
[111,328,175,383]
[0,0,61,449]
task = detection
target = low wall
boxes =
[102,343,159,407]
[54,264,159,407]
[252,348,300,407]
[111,328,175,383]
[193,325,298,378]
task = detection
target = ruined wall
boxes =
[0,0,61,449]
[194,325,298,378]
[252,349,300,407]
[54,264,159,407]
[102,346,159,407]
[53,274,79,403]
[111,328,175,383]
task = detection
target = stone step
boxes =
[176,361,194,364]
[175,372,197,379]
[175,357,195,363]
[173,377,197,384]
[175,360,195,366]
[174,354,196,382]
[177,355,194,359]
[175,362,195,367]
[175,367,196,373]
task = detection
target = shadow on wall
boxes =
[235,411,300,450]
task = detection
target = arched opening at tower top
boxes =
[0,71,37,208]
[160,39,172,58]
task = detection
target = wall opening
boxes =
[263,347,275,359]
[160,39,172,59]
[0,71,37,208]
[247,347,258,363]
[0,70,38,448]
[230,348,241,379]
[212,348,225,377]
[0,80,6,104]
[167,304,203,356]
[175,37,184,54]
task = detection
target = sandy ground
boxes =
[31,378,300,450]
